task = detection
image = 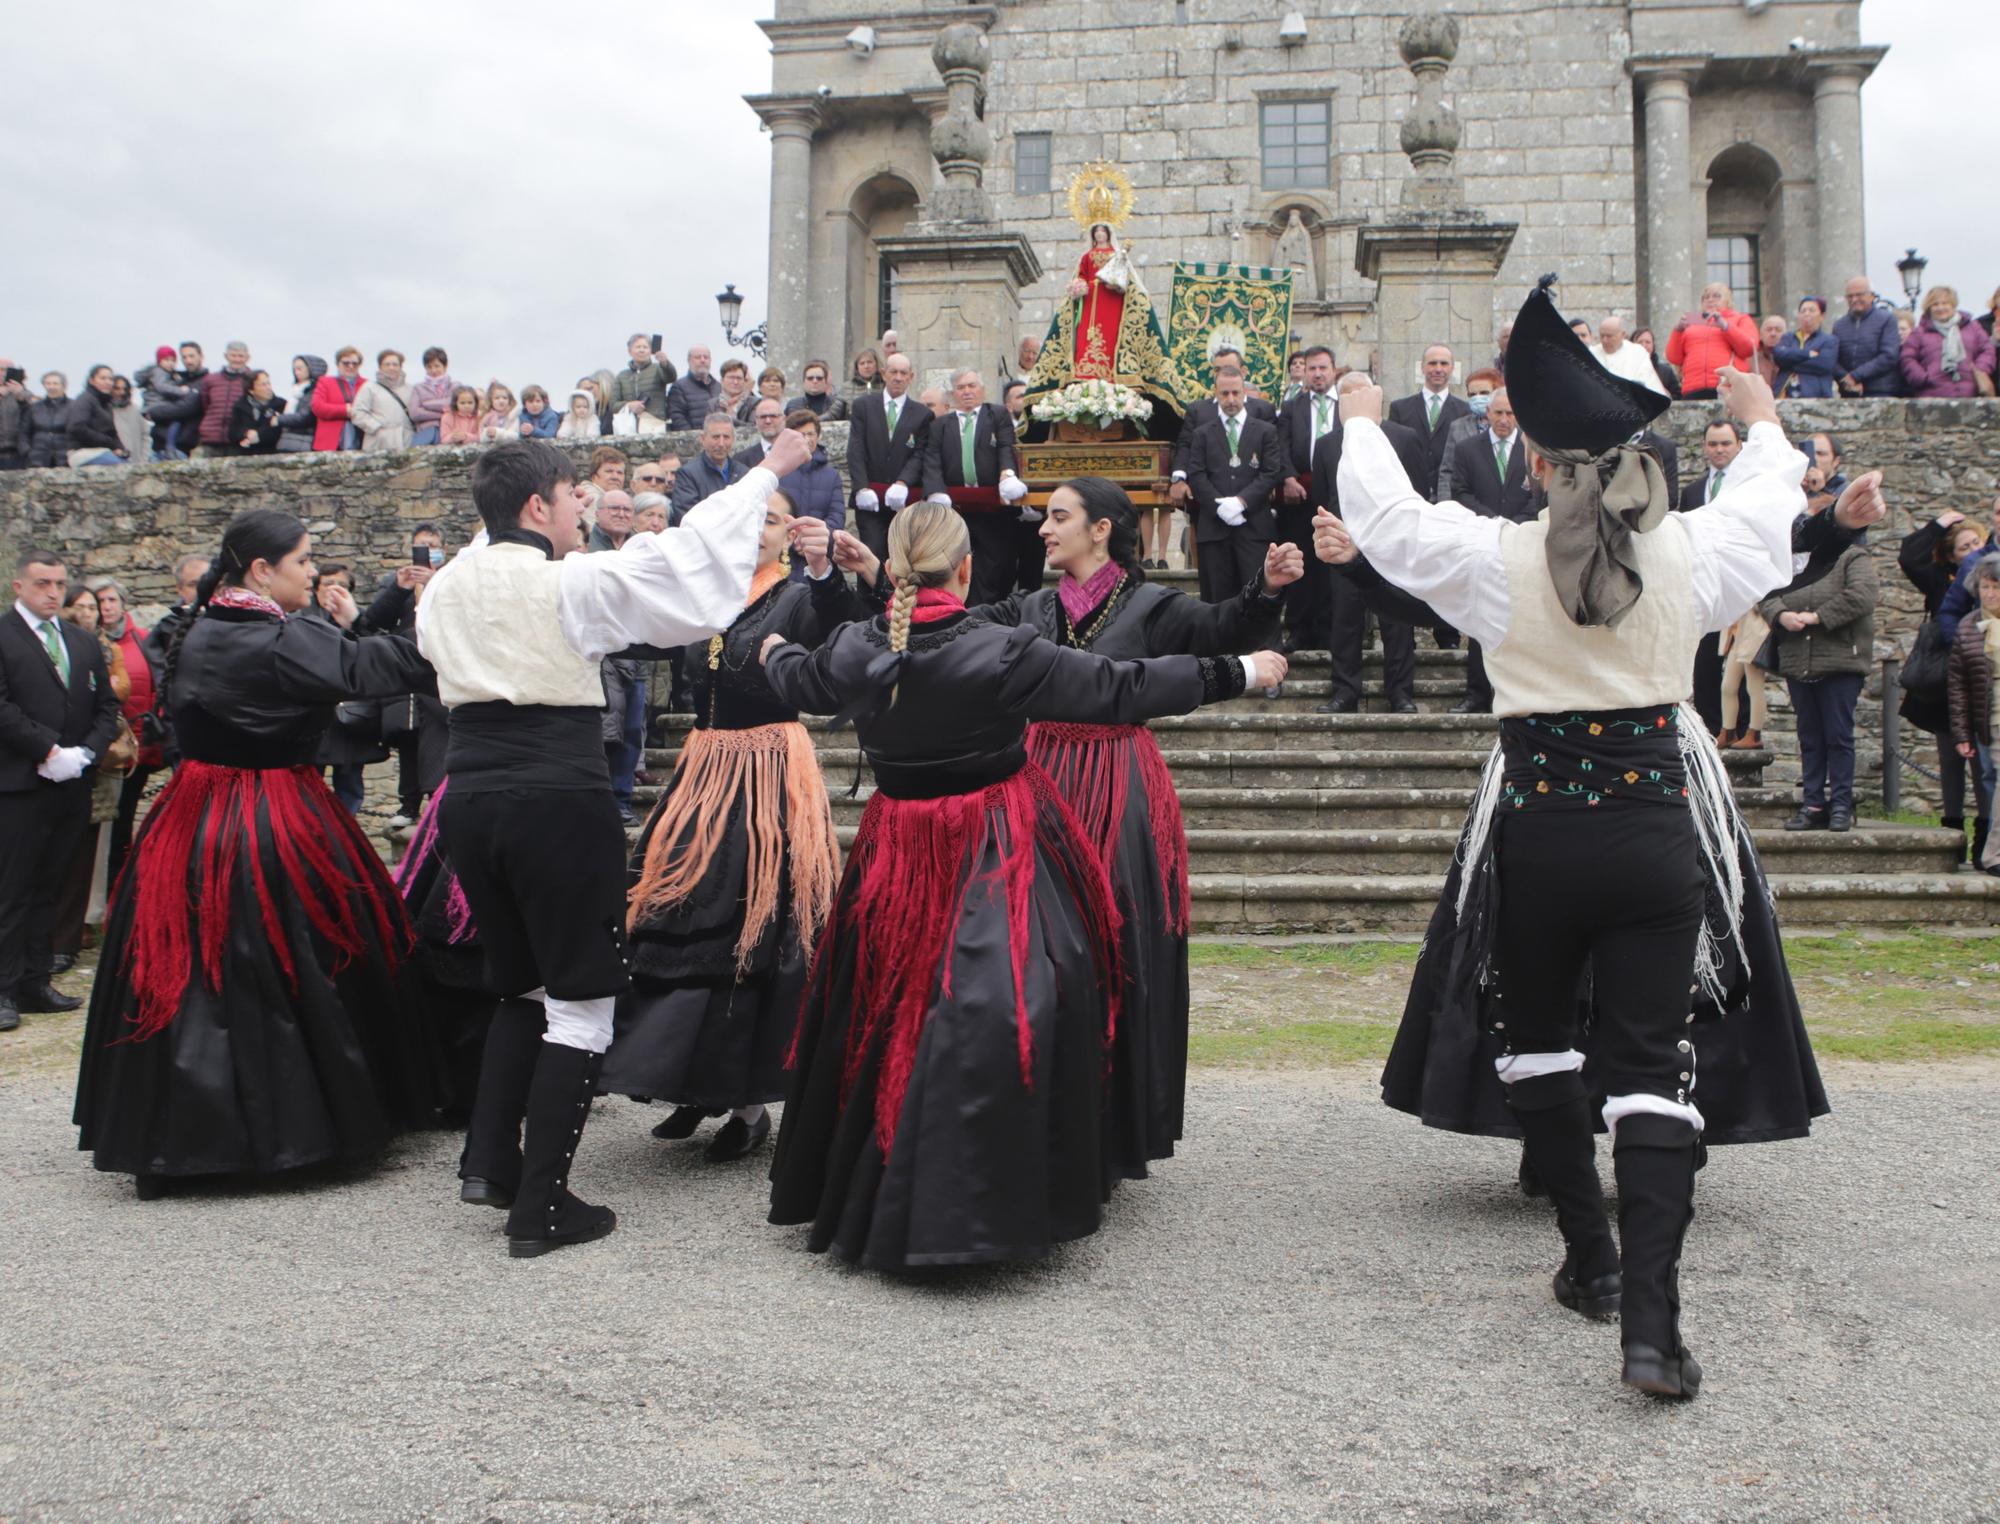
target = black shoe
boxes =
[505,1044,617,1259]
[0,1000,18,1034]
[1450,696,1490,715]
[651,1104,718,1140]
[50,953,76,975]
[1554,1263,1623,1322]
[15,983,81,1014]
[460,998,546,1202]
[1615,1112,1702,1402]
[704,1110,772,1162]
[1828,806,1853,833]
[1782,806,1829,832]
[133,1174,169,1201]
[459,1176,513,1209]
[1317,697,1359,714]
[1389,698,1418,714]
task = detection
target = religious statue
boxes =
[1273,209,1319,302]
[1024,162,1200,411]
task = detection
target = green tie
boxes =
[959,412,978,484]
[1495,437,1510,478]
[1225,413,1241,460]
[1427,393,1440,429]
[1314,394,1329,437]
[42,619,68,685]
[1708,469,1723,502]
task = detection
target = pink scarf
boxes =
[1058,559,1122,626]
[209,586,285,618]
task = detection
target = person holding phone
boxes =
[360,525,449,828]
[1665,283,1758,399]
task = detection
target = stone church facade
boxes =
[748,0,1880,384]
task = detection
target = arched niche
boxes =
[1703,143,1784,317]
[845,170,923,365]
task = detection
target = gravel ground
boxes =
[1,1062,1995,1523]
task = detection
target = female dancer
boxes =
[598,496,856,1162]
[74,510,442,1197]
[760,502,1286,1270]
[831,477,1300,1176]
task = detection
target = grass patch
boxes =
[1190,940,1419,975]
[1188,1019,1395,1068]
[1809,1021,2000,1064]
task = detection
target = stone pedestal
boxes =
[1355,219,1519,391]
[872,230,1041,391]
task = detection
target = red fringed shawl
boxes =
[798,763,1123,1158]
[1027,721,1191,936]
[119,761,412,1040]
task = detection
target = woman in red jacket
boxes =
[1665,283,1758,399]
[310,346,365,451]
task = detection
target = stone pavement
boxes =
[2,1063,1995,1522]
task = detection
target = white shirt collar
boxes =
[1219,405,1244,422]
[1424,386,1450,401]
[14,600,53,632]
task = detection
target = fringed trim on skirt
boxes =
[627,721,838,970]
[391,778,475,944]
[801,764,1123,1159]
[121,761,411,1041]
[1027,720,1190,936]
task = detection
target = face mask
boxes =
[1467,394,1491,417]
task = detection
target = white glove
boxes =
[927,493,953,507]
[997,473,1028,504]
[1217,497,1247,528]
[855,488,881,513]
[37,746,87,783]
[884,481,909,511]
[1018,505,1044,524]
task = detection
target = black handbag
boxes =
[1751,629,1784,675]
[1898,617,1950,699]
[333,697,381,734]
[378,694,420,742]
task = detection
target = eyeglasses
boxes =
[338,358,361,367]
[634,473,665,484]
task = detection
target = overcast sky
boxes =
[3,0,1981,392]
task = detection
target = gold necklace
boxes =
[1063,571,1125,649]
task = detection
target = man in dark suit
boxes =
[1386,343,1473,500]
[1186,370,1283,605]
[0,549,120,1030]
[1444,386,1534,712]
[847,353,930,563]
[1275,345,1340,649]
[733,397,786,473]
[1169,348,1279,488]
[1676,418,1745,732]
[1308,378,1428,712]
[920,368,1030,607]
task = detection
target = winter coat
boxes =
[352,377,416,451]
[230,392,286,454]
[1665,309,1757,393]
[437,410,481,446]
[408,372,457,430]
[478,407,518,442]
[1832,302,1904,396]
[64,387,124,454]
[517,403,561,438]
[1947,611,1996,749]
[665,371,724,430]
[609,360,671,420]
[778,446,846,561]
[1757,544,1877,682]
[278,356,328,450]
[195,367,251,446]
[1900,313,1997,400]
[1938,543,1998,645]
[309,372,362,451]
[1773,328,1840,399]
[112,399,148,461]
[136,363,188,416]
[785,391,850,423]
[26,395,72,468]
[0,386,30,459]
[1898,519,1976,616]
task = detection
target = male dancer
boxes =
[419,431,807,1257]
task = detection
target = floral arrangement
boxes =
[1030,379,1154,428]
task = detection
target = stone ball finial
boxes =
[1398,12,1460,69]
[933,22,989,76]
[1400,99,1462,160]
[931,107,992,167]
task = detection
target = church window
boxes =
[1706,236,1760,311]
[1260,99,1330,189]
[1016,132,1052,194]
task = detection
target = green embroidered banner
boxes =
[1166,263,1297,402]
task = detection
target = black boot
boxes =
[1972,818,1991,874]
[1614,1112,1703,1400]
[1506,1071,1621,1322]
[458,998,546,1208]
[1942,816,1967,868]
[504,1043,617,1259]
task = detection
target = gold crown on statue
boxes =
[1068,161,1135,230]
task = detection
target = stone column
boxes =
[754,99,822,380]
[1637,68,1697,331]
[1810,63,1868,302]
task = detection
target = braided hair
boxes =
[1060,475,1147,583]
[161,509,308,708]
[882,502,971,706]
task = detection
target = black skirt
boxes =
[73,762,443,1179]
[767,768,1121,1270]
[1380,801,1830,1146]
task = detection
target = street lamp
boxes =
[715,283,768,359]
[1895,247,1928,312]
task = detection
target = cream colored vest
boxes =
[1486,513,1698,717]
[421,544,605,709]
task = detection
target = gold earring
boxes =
[780,542,793,568]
